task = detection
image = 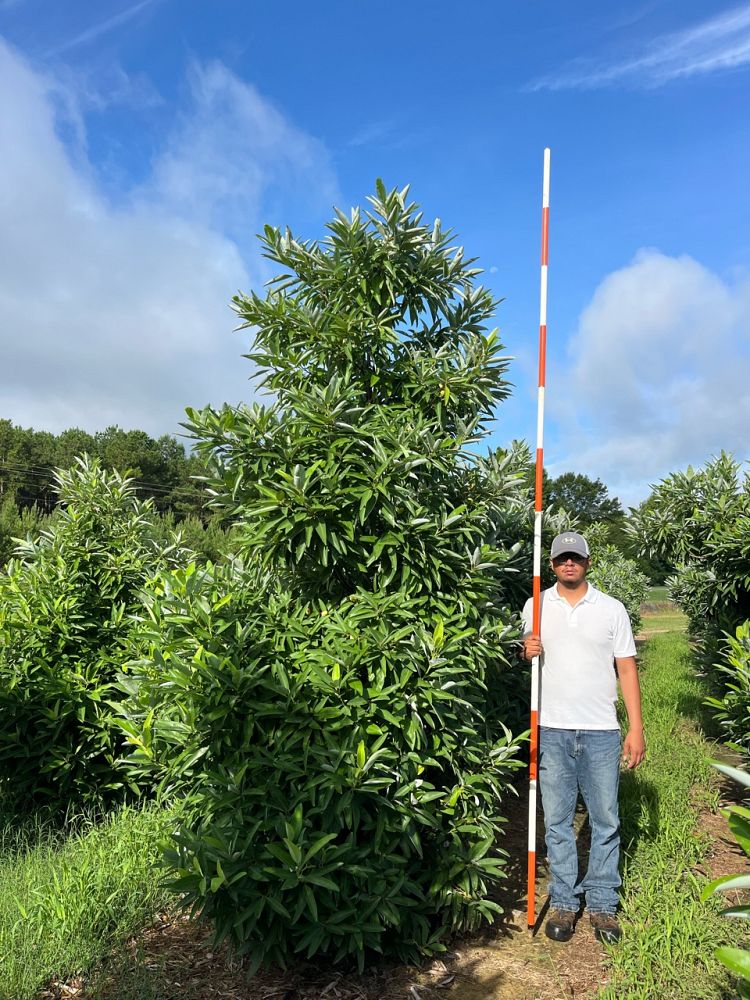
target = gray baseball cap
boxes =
[550,530,590,559]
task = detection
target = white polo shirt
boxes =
[521,584,636,730]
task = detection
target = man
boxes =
[522,530,645,945]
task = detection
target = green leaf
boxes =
[728,812,750,856]
[433,618,445,649]
[711,761,750,788]
[265,895,291,919]
[717,946,750,981]
[303,884,318,921]
[302,833,338,865]
[303,873,340,892]
[358,489,373,522]
[702,873,750,900]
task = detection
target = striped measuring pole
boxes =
[527,147,551,929]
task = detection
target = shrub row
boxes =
[631,452,750,748]
[586,522,650,636]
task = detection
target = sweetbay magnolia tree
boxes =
[119,183,534,968]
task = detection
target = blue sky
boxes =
[1,1,748,506]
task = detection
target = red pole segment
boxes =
[527,147,551,929]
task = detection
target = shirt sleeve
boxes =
[613,600,637,658]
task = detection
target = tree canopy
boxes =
[545,471,623,525]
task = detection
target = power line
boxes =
[0,460,213,500]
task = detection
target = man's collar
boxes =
[550,582,598,603]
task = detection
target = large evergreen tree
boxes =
[121,183,536,968]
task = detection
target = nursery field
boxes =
[1,191,748,1000]
[0,602,744,1000]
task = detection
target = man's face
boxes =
[551,551,590,587]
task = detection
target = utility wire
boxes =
[0,460,212,499]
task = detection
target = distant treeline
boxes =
[0,419,234,565]
[0,419,209,515]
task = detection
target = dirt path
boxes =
[418,793,609,1000]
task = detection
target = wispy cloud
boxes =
[144,60,338,241]
[529,3,750,91]
[45,0,157,57]
[347,117,431,152]
[348,120,399,148]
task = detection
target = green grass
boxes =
[598,632,737,999]
[646,585,670,604]
[639,607,687,633]
[0,804,171,1000]
[638,588,687,634]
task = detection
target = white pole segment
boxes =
[536,386,545,449]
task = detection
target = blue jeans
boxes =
[538,727,621,914]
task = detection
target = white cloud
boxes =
[144,61,337,240]
[549,250,750,506]
[530,4,750,90]
[0,38,337,438]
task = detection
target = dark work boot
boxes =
[590,911,622,944]
[545,908,577,942]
